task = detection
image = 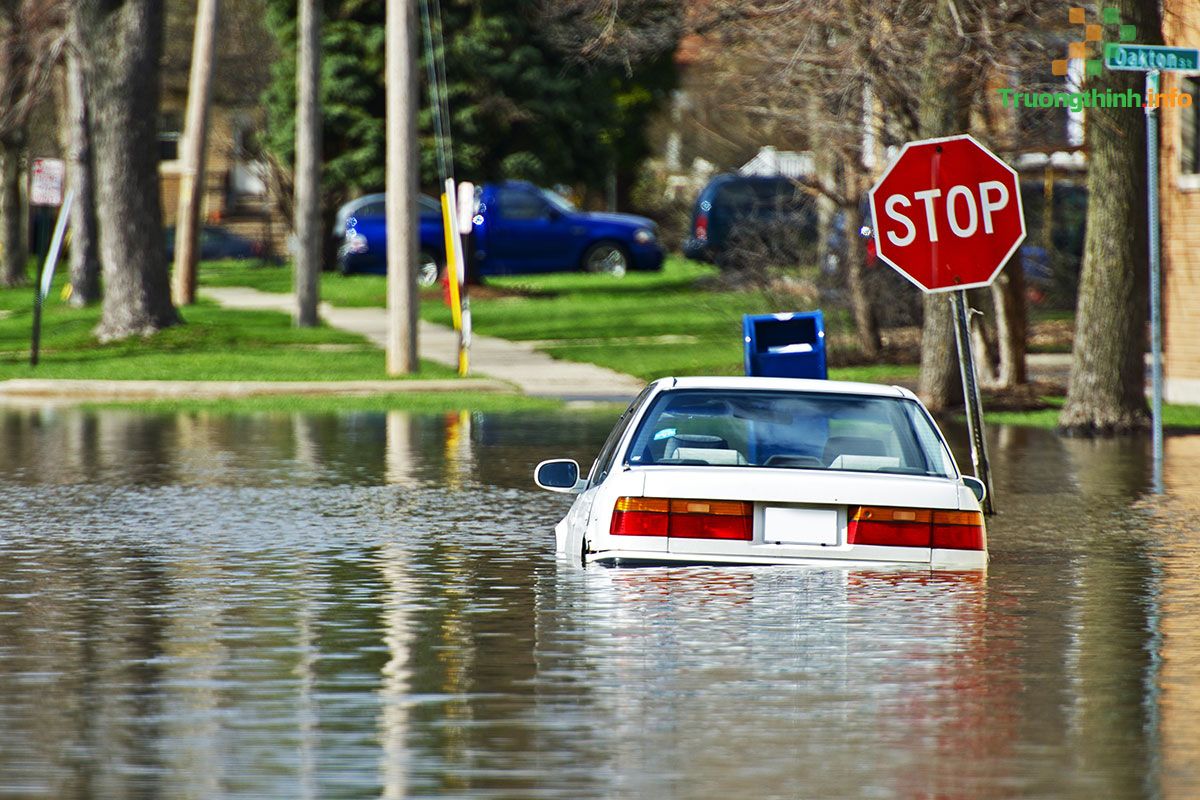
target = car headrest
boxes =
[663,434,728,460]
[822,435,887,464]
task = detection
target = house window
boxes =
[1181,77,1200,176]
[158,111,183,163]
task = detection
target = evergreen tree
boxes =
[262,0,674,211]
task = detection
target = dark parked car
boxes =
[164,226,266,261]
[683,174,817,266]
[1016,180,1086,307]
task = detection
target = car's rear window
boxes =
[714,179,807,213]
[624,389,953,478]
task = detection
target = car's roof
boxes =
[650,376,917,401]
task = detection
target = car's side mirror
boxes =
[962,476,987,504]
[535,459,585,493]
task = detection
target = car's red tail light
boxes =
[668,499,752,540]
[848,506,984,551]
[931,509,985,551]
[610,497,669,536]
[611,497,752,541]
[848,506,931,547]
[695,213,708,242]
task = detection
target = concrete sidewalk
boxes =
[203,286,647,401]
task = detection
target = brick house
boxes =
[1163,0,1200,402]
[157,94,268,228]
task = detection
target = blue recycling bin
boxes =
[743,311,827,380]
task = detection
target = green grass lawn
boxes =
[201,258,394,308]
[0,275,454,382]
[977,395,1200,430]
[199,256,908,383]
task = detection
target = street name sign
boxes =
[1105,43,1200,71]
[868,134,1026,294]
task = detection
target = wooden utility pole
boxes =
[385,0,418,373]
[171,0,220,306]
[294,0,321,327]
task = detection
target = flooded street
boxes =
[1,406,1198,799]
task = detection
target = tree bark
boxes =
[844,206,880,362]
[914,0,976,411]
[969,296,998,386]
[0,128,25,287]
[65,43,100,306]
[0,4,24,288]
[77,0,178,340]
[991,263,1027,387]
[836,152,879,360]
[293,0,321,328]
[1059,0,1158,434]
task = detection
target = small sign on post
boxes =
[868,135,1028,514]
[30,158,65,207]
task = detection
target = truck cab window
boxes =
[495,188,547,221]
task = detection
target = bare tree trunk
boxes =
[293,0,321,327]
[969,298,998,386]
[1060,0,1157,434]
[172,0,220,307]
[914,0,974,411]
[837,155,879,359]
[845,226,880,359]
[65,44,100,306]
[811,92,838,275]
[841,206,878,363]
[0,128,25,287]
[991,263,1027,387]
[77,0,179,340]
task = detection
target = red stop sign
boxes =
[868,135,1026,293]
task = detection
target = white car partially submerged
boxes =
[535,377,987,570]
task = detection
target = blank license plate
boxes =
[763,507,839,546]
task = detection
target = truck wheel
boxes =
[417,253,440,287]
[582,242,629,278]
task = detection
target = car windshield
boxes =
[543,189,576,213]
[624,389,954,478]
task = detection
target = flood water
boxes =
[0,405,1198,799]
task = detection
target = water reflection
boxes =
[0,406,1197,798]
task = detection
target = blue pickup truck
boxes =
[336,181,664,283]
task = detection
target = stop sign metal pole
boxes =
[868,135,1023,515]
[950,289,995,514]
